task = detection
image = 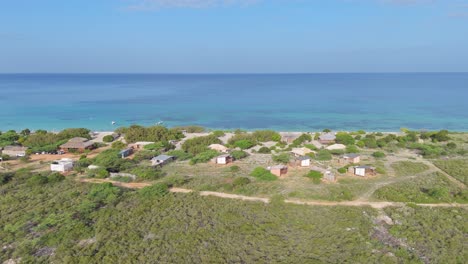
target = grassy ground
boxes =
[373,172,467,203]
[433,159,468,185]
[390,161,430,177]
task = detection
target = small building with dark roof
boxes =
[151,155,175,167]
[348,165,376,177]
[339,153,361,164]
[216,154,233,165]
[60,137,94,153]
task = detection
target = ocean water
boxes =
[1,73,467,132]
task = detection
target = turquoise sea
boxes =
[1,73,467,132]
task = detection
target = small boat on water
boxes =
[156,121,163,125]
[112,121,116,125]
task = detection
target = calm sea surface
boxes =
[1,73,467,131]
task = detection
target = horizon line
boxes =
[1,71,468,75]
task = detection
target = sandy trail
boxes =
[78,178,467,209]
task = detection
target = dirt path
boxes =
[78,178,467,209]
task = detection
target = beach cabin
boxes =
[349,166,376,177]
[209,144,230,153]
[296,156,311,167]
[119,148,133,158]
[269,165,288,177]
[319,133,336,144]
[281,133,299,144]
[339,153,361,164]
[2,146,28,157]
[324,170,336,182]
[60,137,94,153]
[50,158,74,172]
[216,154,233,165]
[151,155,175,167]
[291,147,313,157]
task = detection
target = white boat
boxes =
[112,121,116,125]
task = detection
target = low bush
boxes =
[250,167,277,181]
[233,177,251,187]
[272,153,290,164]
[139,183,169,198]
[305,170,323,184]
[231,150,249,160]
[103,135,115,143]
[234,140,255,150]
[258,146,271,154]
[190,150,218,165]
[372,151,386,158]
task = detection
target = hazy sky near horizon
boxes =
[1,0,467,73]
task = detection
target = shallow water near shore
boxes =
[1,73,467,131]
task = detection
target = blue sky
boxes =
[1,0,467,73]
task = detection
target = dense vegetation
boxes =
[1,169,465,263]
[116,125,184,144]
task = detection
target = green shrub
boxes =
[121,125,184,143]
[335,132,355,145]
[272,153,290,164]
[87,168,109,179]
[111,141,126,150]
[338,167,347,174]
[27,175,48,186]
[304,144,318,151]
[234,140,254,150]
[103,135,115,143]
[231,150,249,160]
[292,134,312,146]
[305,170,323,184]
[190,150,218,165]
[233,177,251,187]
[446,142,457,149]
[258,146,271,154]
[250,167,277,181]
[47,172,65,183]
[0,172,13,185]
[229,165,241,173]
[346,145,359,153]
[128,166,164,181]
[212,130,225,137]
[182,135,221,155]
[372,151,386,158]
[139,183,169,198]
